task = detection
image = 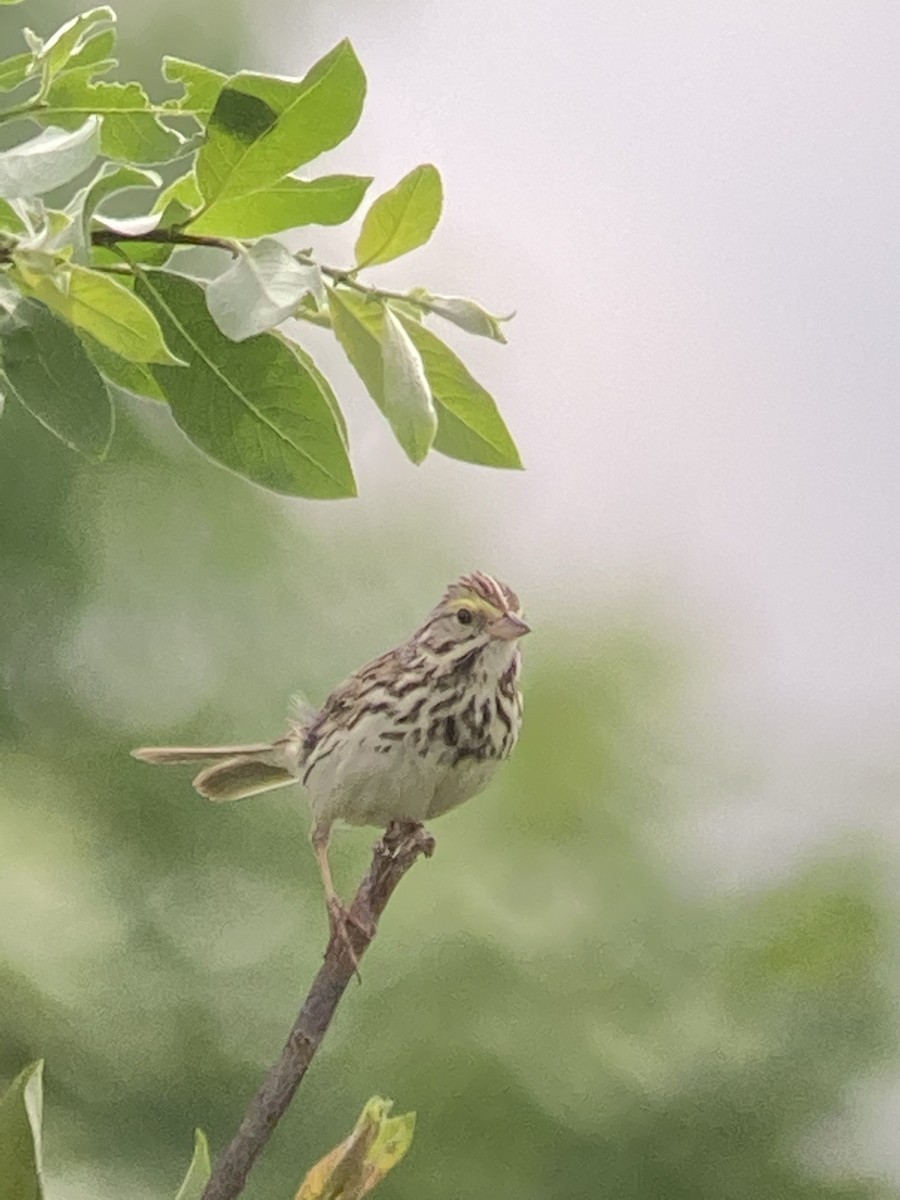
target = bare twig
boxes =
[200,821,435,1200]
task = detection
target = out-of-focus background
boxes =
[2,2,900,1197]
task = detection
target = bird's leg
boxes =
[310,824,372,970]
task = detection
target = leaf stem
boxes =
[0,98,43,125]
[90,228,240,255]
[0,100,207,127]
[85,230,434,312]
[296,253,432,311]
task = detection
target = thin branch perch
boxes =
[200,821,435,1200]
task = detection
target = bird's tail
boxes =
[131,741,297,802]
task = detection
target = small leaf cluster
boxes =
[0,5,520,497]
[0,1062,413,1200]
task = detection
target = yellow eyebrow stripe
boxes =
[447,596,503,617]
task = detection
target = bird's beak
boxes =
[490,612,531,641]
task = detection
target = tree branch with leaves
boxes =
[0,3,521,498]
[0,4,522,1198]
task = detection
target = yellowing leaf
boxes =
[295,1096,415,1200]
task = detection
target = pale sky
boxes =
[251,2,900,740]
[265,6,900,1166]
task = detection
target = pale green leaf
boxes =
[380,306,436,463]
[152,171,202,226]
[411,289,510,343]
[90,236,172,269]
[398,313,522,468]
[195,41,366,212]
[135,271,356,498]
[1,300,113,457]
[9,205,74,256]
[82,163,161,225]
[162,57,226,120]
[0,278,23,319]
[206,239,323,341]
[42,71,183,163]
[0,53,35,93]
[31,7,116,86]
[0,118,100,198]
[91,212,161,236]
[326,285,386,411]
[0,197,27,233]
[15,262,182,364]
[63,27,116,73]
[381,297,423,323]
[64,161,160,259]
[0,1061,43,1200]
[328,286,438,462]
[354,164,442,269]
[188,174,371,238]
[174,1129,210,1200]
[79,330,165,401]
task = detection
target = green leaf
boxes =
[65,161,160,259]
[90,238,172,269]
[0,53,35,93]
[0,1060,43,1200]
[328,287,437,462]
[27,7,116,87]
[162,57,226,121]
[280,337,348,450]
[188,174,371,238]
[0,1,28,6]
[380,306,436,463]
[195,41,366,214]
[0,197,27,234]
[135,271,356,498]
[0,118,100,198]
[153,170,202,224]
[15,262,182,365]
[82,163,160,221]
[79,330,165,401]
[411,289,510,343]
[354,164,442,269]
[63,27,116,73]
[327,285,386,410]
[206,239,323,341]
[0,277,22,315]
[397,314,522,468]
[174,1129,210,1200]
[42,71,184,163]
[1,299,113,457]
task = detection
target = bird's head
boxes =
[415,571,529,669]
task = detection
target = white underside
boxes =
[307,738,502,829]
[300,641,520,830]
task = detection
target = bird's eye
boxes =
[456,608,473,625]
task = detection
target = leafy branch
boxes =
[0,4,520,498]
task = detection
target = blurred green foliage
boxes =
[0,3,898,1199]
[1,385,897,1199]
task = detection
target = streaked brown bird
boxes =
[133,571,529,933]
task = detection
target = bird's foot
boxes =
[382,819,435,860]
[326,896,374,979]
